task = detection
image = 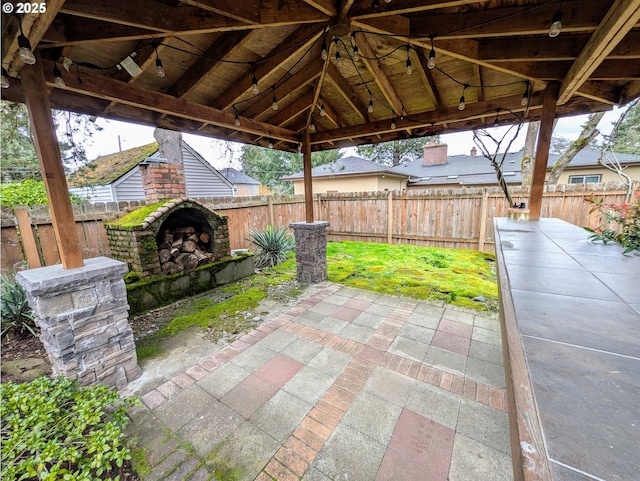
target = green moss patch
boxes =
[107,201,167,229]
[326,241,497,311]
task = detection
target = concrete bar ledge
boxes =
[494,218,640,481]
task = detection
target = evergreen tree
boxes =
[240,146,341,194]
[356,136,440,166]
[608,100,640,154]
[0,101,102,182]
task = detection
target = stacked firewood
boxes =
[157,226,218,274]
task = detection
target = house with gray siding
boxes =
[68,140,235,202]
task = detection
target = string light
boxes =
[16,15,36,65]
[271,88,278,111]
[154,47,166,78]
[320,102,326,117]
[234,110,240,127]
[251,64,259,95]
[368,97,374,114]
[321,40,328,61]
[521,82,530,106]
[309,121,316,132]
[391,118,396,129]
[493,109,500,128]
[458,84,468,111]
[1,67,10,89]
[351,33,360,61]
[405,46,412,75]
[268,138,274,149]
[53,65,65,88]
[549,11,562,38]
[335,47,343,68]
[427,36,436,70]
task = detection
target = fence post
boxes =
[267,195,275,226]
[387,190,393,244]
[14,206,42,268]
[478,188,489,251]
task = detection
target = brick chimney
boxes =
[423,143,448,166]
[470,146,477,157]
[139,129,186,202]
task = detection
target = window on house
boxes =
[568,175,601,184]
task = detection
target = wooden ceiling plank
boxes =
[558,0,640,104]
[306,33,335,130]
[493,60,640,82]
[316,97,345,128]
[409,0,610,39]
[341,0,357,16]
[356,34,405,116]
[350,0,490,20]
[39,59,298,142]
[269,91,314,126]
[416,47,442,112]
[179,0,261,24]
[260,0,331,24]
[243,58,323,119]
[212,24,324,111]
[302,0,337,17]
[168,31,252,99]
[326,61,370,122]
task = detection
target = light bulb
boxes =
[54,74,65,88]
[494,117,499,128]
[320,104,326,116]
[17,35,36,65]
[549,12,562,38]
[427,49,436,70]
[521,93,529,106]
[1,68,9,89]
[384,0,392,3]
[391,120,396,129]
[155,58,165,78]
[309,122,316,132]
[368,99,374,114]
[321,41,328,61]
[336,51,343,68]
[298,143,302,153]
[353,46,359,62]
[406,58,412,75]
[268,140,274,149]
[272,96,278,111]
[458,95,465,111]
[234,112,240,127]
[251,75,259,95]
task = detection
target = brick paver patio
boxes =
[125,283,511,480]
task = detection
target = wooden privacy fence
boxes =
[1,183,632,275]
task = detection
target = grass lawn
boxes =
[134,241,497,361]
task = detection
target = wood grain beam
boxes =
[168,31,252,99]
[212,24,323,111]
[302,0,336,17]
[316,97,345,128]
[306,32,334,130]
[558,0,640,104]
[350,0,490,20]
[356,34,405,116]
[21,57,84,269]
[326,61,370,122]
[179,0,261,24]
[530,83,559,219]
[409,0,610,40]
[487,60,640,81]
[269,91,314,126]
[416,47,442,111]
[38,59,298,143]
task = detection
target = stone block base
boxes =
[290,221,329,283]
[16,257,141,390]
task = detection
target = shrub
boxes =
[1,274,36,339]
[248,225,295,268]
[0,179,84,209]
[585,189,640,254]
[0,375,140,481]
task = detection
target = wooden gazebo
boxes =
[2,0,640,269]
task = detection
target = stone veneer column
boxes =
[289,221,329,283]
[16,257,142,389]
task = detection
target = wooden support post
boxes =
[478,188,489,251]
[302,131,314,223]
[529,83,560,220]
[387,190,393,244]
[20,58,84,269]
[14,207,42,268]
[267,195,275,226]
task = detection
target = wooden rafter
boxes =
[416,47,442,112]
[558,0,640,104]
[349,0,490,20]
[306,30,334,130]
[179,0,261,24]
[316,97,344,128]
[326,61,370,122]
[302,0,336,17]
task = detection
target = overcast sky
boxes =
[82,107,626,170]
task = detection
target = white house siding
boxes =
[182,146,234,198]
[113,168,145,201]
[69,185,114,203]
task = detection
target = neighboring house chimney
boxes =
[139,128,186,202]
[470,146,477,157]
[423,143,448,166]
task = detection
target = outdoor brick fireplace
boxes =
[106,198,231,279]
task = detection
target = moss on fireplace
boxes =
[106,201,167,230]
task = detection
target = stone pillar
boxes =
[16,257,142,389]
[290,221,329,283]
